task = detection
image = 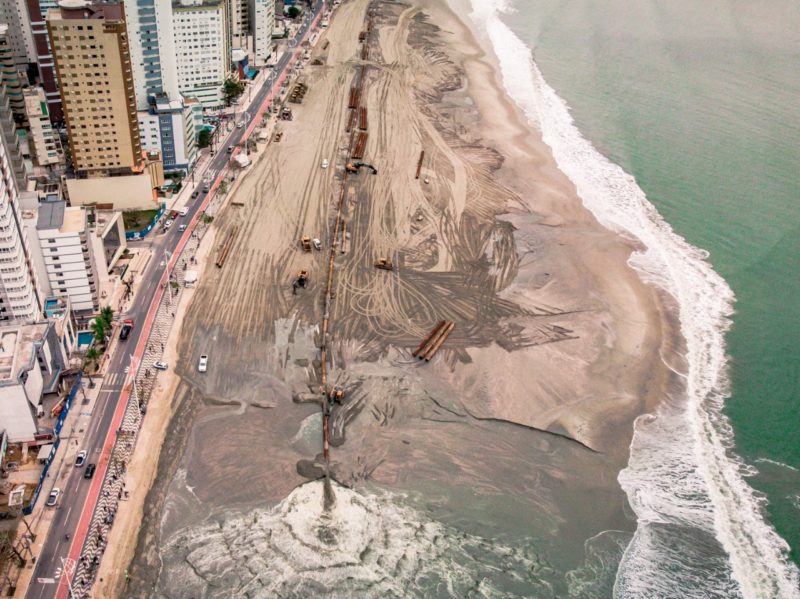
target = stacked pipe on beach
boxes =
[413,321,456,361]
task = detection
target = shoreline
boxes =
[118,0,679,594]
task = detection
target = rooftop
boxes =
[36,201,85,234]
[0,323,50,385]
[36,200,65,230]
[52,0,124,21]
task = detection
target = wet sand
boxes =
[119,0,678,596]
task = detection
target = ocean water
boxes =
[465,0,800,597]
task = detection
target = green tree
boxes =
[198,128,211,148]
[91,317,106,346]
[287,5,301,18]
[100,306,114,329]
[222,77,246,106]
[85,347,101,372]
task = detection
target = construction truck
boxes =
[301,236,312,252]
[374,258,393,271]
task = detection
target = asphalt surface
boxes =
[26,4,323,596]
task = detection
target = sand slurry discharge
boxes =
[124,0,674,594]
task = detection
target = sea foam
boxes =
[465,0,800,597]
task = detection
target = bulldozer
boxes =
[300,236,312,252]
[374,258,393,271]
[345,162,378,175]
[292,270,309,294]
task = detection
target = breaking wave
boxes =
[465,0,800,597]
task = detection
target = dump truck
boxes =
[374,258,393,271]
[301,236,312,252]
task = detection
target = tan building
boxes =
[47,0,142,175]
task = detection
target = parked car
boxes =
[120,319,134,340]
[198,354,208,372]
[75,450,87,467]
[312,238,322,251]
[153,361,169,370]
[84,464,96,479]
[46,488,60,507]
[321,159,329,169]
[203,184,209,192]
[164,219,174,230]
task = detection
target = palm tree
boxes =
[100,306,114,329]
[85,347,101,373]
[91,317,106,346]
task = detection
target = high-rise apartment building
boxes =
[22,86,62,166]
[0,79,41,322]
[173,0,231,109]
[125,0,196,173]
[47,0,142,175]
[0,24,26,122]
[32,200,98,316]
[0,0,36,70]
[25,0,62,123]
[248,0,273,67]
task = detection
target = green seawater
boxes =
[503,0,800,563]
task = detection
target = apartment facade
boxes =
[248,0,273,67]
[173,0,230,109]
[0,24,26,123]
[47,0,143,175]
[32,200,97,317]
[25,0,62,123]
[22,86,63,166]
[137,94,196,172]
[125,0,197,173]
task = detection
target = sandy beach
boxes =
[106,0,679,595]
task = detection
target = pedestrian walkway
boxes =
[67,220,211,597]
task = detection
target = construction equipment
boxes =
[292,270,309,294]
[301,236,312,252]
[374,258,393,271]
[345,162,377,175]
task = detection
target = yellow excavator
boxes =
[374,258,393,271]
[345,162,378,175]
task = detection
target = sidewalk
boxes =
[11,377,103,593]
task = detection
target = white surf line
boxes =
[465,0,800,597]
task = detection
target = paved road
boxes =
[26,3,324,596]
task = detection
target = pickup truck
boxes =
[120,319,134,340]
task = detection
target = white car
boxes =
[321,159,329,169]
[236,121,244,129]
[153,361,169,370]
[198,355,208,372]
[164,219,173,230]
[312,238,322,251]
[178,224,187,232]
[46,488,60,507]
[75,450,87,467]
[180,207,188,216]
